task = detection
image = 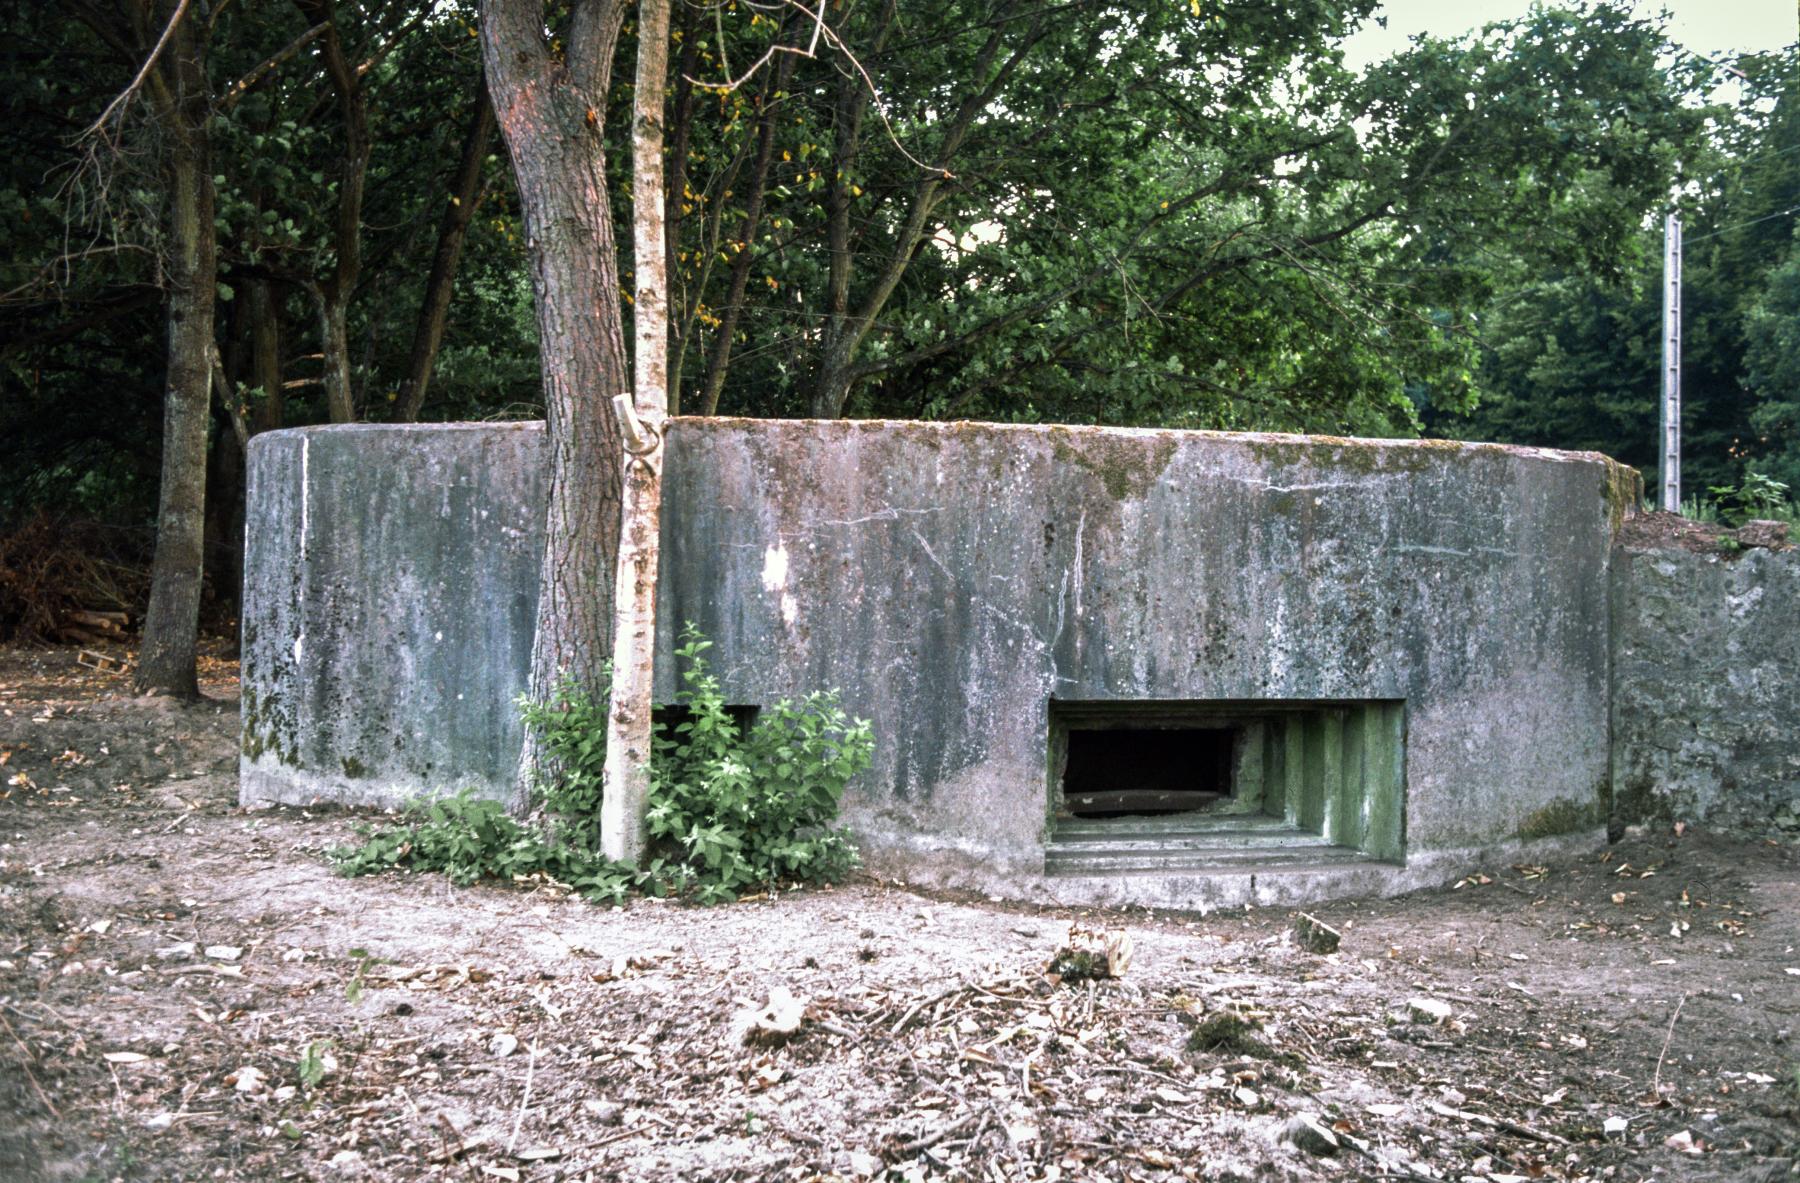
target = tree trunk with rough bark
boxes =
[479,0,630,801]
[600,0,672,866]
[246,279,285,433]
[135,2,215,699]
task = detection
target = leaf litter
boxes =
[0,644,1796,1181]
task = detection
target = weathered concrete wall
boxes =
[1611,542,1800,836]
[242,418,1636,903]
[660,420,1631,890]
[241,423,544,807]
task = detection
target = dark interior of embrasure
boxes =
[1060,726,1235,817]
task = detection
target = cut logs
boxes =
[56,608,130,646]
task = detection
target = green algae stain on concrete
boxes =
[1048,428,1178,501]
[1516,797,1601,841]
[240,685,298,767]
[1601,461,1644,533]
[1243,435,1477,478]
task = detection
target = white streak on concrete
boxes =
[978,600,1045,648]
[1072,510,1086,618]
[298,435,310,556]
[761,541,789,593]
[1393,544,1517,559]
[294,435,310,667]
[910,528,953,582]
[812,506,944,529]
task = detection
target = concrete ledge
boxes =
[861,828,1607,913]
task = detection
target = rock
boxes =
[490,1032,519,1058]
[1293,913,1341,955]
[328,1149,366,1175]
[154,941,196,961]
[1734,520,1790,550]
[1283,1114,1340,1156]
[1004,1119,1040,1145]
[1406,998,1453,1024]
[204,945,243,962]
[1664,1129,1702,1154]
[1046,924,1134,982]
[582,1099,624,1126]
[739,986,806,1047]
[846,1151,883,1178]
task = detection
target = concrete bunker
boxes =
[241,417,1640,909]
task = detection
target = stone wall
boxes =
[1611,539,1800,837]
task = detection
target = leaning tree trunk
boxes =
[138,41,219,695]
[136,11,217,699]
[296,0,373,425]
[480,0,630,801]
[600,0,672,866]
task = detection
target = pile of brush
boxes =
[0,514,145,643]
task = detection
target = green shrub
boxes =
[1707,468,1793,528]
[328,788,638,901]
[329,625,870,905]
[517,675,609,852]
[648,630,869,903]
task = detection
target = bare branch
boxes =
[357,8,429,79]
[219,21,330,110]
[683,0,935,173]
[83,0,193,141]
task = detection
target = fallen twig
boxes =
[0,1010,60,1117]
[892,985,966,1035]
[507,1039,537,1153]
[1653,992,1686,1095]
[886,1112,978,1159]
[1426,1101,1569,1146]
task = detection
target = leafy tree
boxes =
[2,2,534,639]
[1445,47,1800,501]
[643,2,1704,437]
[1743,238,1800,490]
[478,0,633,789]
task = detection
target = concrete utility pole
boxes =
[1661,211,1682,513]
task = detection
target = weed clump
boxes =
[1184,1013,1300,1066]
[1045,949,1109,983]
[330,626,871,905]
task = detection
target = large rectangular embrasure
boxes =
[1048,700,1406,867]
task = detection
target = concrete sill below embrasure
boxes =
[859,826,1606,912]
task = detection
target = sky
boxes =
[1341,0,1798,70]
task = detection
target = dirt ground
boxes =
[1,645,1796,1183]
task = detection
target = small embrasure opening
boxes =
[652,703,760,738]
[1061,726,1235,817]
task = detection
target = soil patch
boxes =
[1616,510,1792,557]
[1,646,1795,1182]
